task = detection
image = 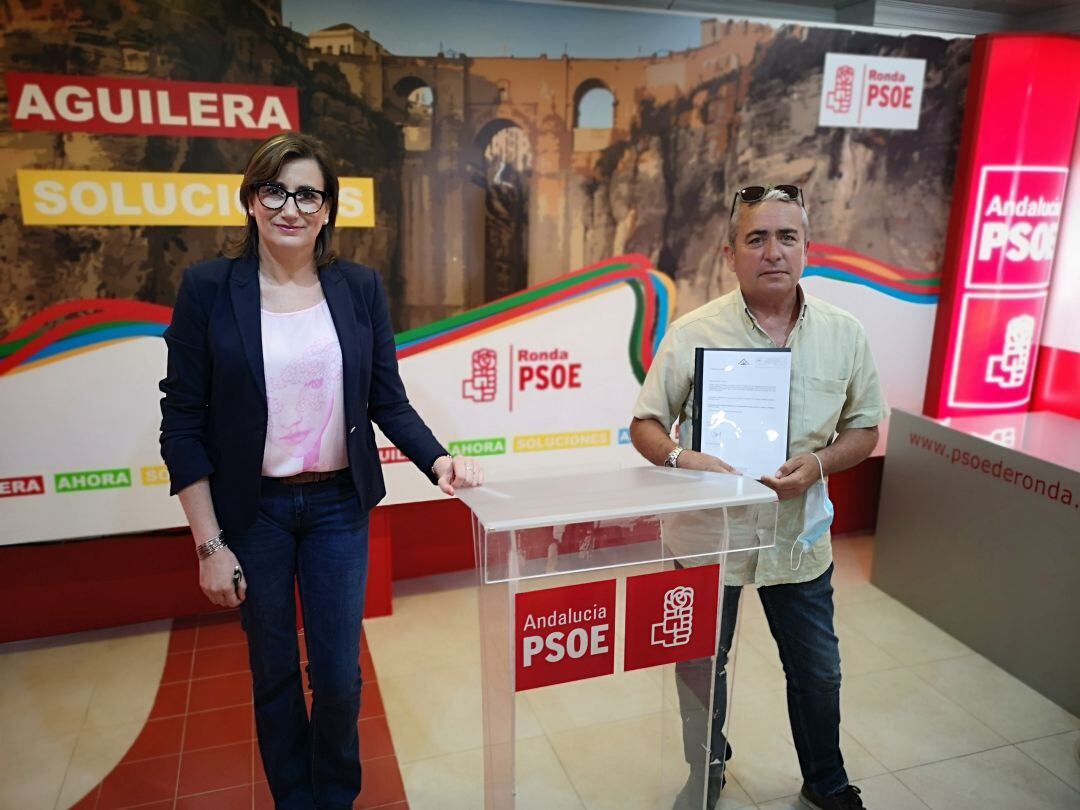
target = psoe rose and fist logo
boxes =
[818,53,926,130]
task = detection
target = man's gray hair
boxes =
[727,188,810,246]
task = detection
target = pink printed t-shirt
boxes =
[260,299,347,477]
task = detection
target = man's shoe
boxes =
[799,783,865,809]
[671,766,725,810]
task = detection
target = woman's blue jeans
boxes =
[675,563,848,798]
[229,475,370,810]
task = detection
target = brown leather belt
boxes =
[276,469,346,485]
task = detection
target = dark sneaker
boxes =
[799,783,865,809]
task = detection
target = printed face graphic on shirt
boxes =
[266,337,343,466]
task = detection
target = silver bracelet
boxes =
[196,530,227,560]
[431,454,453,477]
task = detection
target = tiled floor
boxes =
[0,613,405,809]
[2,533,1077,809]
[363,533,1080,810]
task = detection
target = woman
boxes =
[159,131,483,809]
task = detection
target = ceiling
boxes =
[521,0,1080,34]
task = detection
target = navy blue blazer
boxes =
[159,255,447,535]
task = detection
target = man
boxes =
[630,185,887,810]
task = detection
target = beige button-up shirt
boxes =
[633,286,888,586]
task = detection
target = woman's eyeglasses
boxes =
[253,182,329,215]
[730,185,803,218]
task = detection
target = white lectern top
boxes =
[456,465,777,532]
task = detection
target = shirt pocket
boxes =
[799,376,849,449]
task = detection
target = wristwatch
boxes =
[664,446,684,468]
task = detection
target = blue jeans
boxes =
[229,475,370,810]
[675,563,847,797]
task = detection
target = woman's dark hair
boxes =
[224,132,339,267]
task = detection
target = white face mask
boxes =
[791,452,834,571]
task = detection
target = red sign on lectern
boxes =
[515,579,616,691]
[623,565,720,672]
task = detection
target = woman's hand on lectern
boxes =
[435,454,484,496]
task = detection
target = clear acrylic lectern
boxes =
[456,466,778,810]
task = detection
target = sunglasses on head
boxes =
[729,185,803,218]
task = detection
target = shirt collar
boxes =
[736,284,808,333]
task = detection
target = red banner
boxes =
[623,565,720,672]
[6,72,299,138]
[515,580,616,692]
[0,476,45,498]
[924,35,1080,417]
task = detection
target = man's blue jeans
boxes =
[229,475,370,810]
[675,563,848,798]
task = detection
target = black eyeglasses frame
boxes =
[252,182,330,215]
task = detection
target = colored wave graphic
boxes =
[0,245,929,378]
[0,255,675,382]
[0,299,173,376]
[806,242,940,304]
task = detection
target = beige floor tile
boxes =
[895,744,1080,810]
[831,578,890,606]
[840,668,1006,771]
[1016,731,1080,792]
[515,735,586,810]
[838,728,889,781]
[730,641,787,698]
[526,668,664,736]
[0,673,94,741]
[836,598,971,666]
[835,617,902,677]
[378,661,544,763]
[911,654,1080,744]
[725,688,804,803]
[754,797,802,810]
[400,747,484,810]
[0,732,77,810]
[81,662,163,730]
[736,616,783,671]
[365,575,482,672]
[55,721,143,808]
[0,621,169,742]
[548,713,671,810]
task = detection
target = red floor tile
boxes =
[254,779,274,810]
[355,755,407,808]
[69,615,404,810]
[168,623,198,654]
[98,754,180,809]
[161,650,194,684]
[176,783,253,809]
[183,704,255,751]
[177,741,253,797]
[360,681,384,719]
[196,617,247,649]
[149,681,189,719]
[127,716,185,761]
[359,717,395,761]
[361,649,377,682]
[67,785,99,809]
[186,670,252,713]
[192,642,249,679]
